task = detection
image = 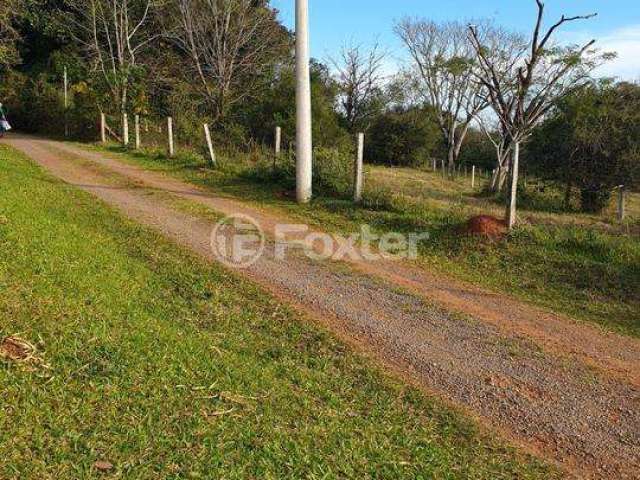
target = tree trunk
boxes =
[496,165,509,191]
[564,177,573,211]
[447,142,456,177]
[488,143,511,193]
[489,156,510,192]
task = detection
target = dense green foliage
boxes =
[0,0,22,66]
[239,60,351,150]
[526,82,640,212]
[365,106,441,166]
[458,129,498,171]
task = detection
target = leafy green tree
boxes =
[240,59,349,150]
[365,105,441,166]
[527,81,640,212]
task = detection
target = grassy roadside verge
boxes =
[86,143,640,338]
[0,144,558,478]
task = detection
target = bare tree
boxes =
[167,0,288,125]
[472,29,527,192]
[330,42,387,133]
[468,0,611,227]
[63,0,157,113]
[395,19,489,173]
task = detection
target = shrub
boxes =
[313,146,353,196]
[365,107,442,167]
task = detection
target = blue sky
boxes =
[270,0,640,79]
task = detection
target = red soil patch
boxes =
[465,215,507,238]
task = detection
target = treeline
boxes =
[0,0,638,214]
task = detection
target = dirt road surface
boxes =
[4,135,640,479]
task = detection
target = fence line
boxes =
[94,112,634,222]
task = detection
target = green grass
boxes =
[86,143,640,338]
[0,145,558,478]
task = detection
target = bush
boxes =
[458,129,496,170]
[238,145,355,199]
[580,188,612,213]
[313,146,353,196]
[500,179,572,213]
[365,107,442,167]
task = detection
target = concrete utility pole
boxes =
[134,114,141,150]
[295,0,313,203]
[100,113,106,143]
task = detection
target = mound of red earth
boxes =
[465,215,507,238]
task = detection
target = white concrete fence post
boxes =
[122,113,129,146]
[275,126,282,157]
[100,113,106,143]
[134,114,141,150]
[63,66,69,138]
[167,117,174,157]
[618,186,626,222]
[354,132,365,202]
[506,142,520,230]
[204,123,216,166]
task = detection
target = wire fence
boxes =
[98,111,635,225]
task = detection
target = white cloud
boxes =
[563,25,640,81]
[594,25,640,80]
